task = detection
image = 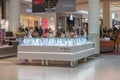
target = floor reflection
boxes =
[0,55,120,80]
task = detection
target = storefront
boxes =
[20,14,42,28]
[20,2,56,31]
[41,13,56,31]
[20,13,56,31]
[20,13,56,32]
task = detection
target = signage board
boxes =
[32,0,45,12]
[32,0,76,12]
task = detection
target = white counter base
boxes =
[18,44,95,66]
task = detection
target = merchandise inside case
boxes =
[19,37,92,46]
[18,37,95,67]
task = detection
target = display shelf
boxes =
[0,45,16,58]
[0,23,17,58]
[18,37,95,67]
[0,29,5,45]
[0,45,13,48]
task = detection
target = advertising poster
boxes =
[42,18,48,29]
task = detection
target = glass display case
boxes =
[18,37,95,66]
[19,37,93,46]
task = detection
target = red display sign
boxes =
[34,0,44,5]
[42,18,48,29]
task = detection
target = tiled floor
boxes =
[0,55,120,80]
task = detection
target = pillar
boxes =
[5,0,9,19]
[88,0,100,54]
[9,0,20,34]
[110,12,113,28]
[1,0,5,19]
[103,0,110,29]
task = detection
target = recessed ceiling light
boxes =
[24,0,32,2]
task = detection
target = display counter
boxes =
[0,40,18,58]
[100,40,115,53]
[0,45,16,58]
[18,38,95,66]
[0,21,17,57]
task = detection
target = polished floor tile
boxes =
[0,55,120,80]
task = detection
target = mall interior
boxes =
[0,0,120,80]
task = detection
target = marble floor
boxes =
[0,55,120,80]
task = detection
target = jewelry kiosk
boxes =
[18,38,95,66]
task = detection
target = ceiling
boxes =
[111,1,120,11]
[76,0,120,12]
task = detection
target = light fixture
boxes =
[77,10,88,14]
[69,14,73,21]
[112,13,115,19]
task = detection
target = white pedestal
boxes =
[18,43,95,67]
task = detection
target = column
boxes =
[110,12,113,28]
[103,0,110,29]
[5,0,10,19]
[88,0,100,54]
[1,0,5,19]
[9,0,20,34]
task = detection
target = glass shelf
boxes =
[19,37,93,46]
